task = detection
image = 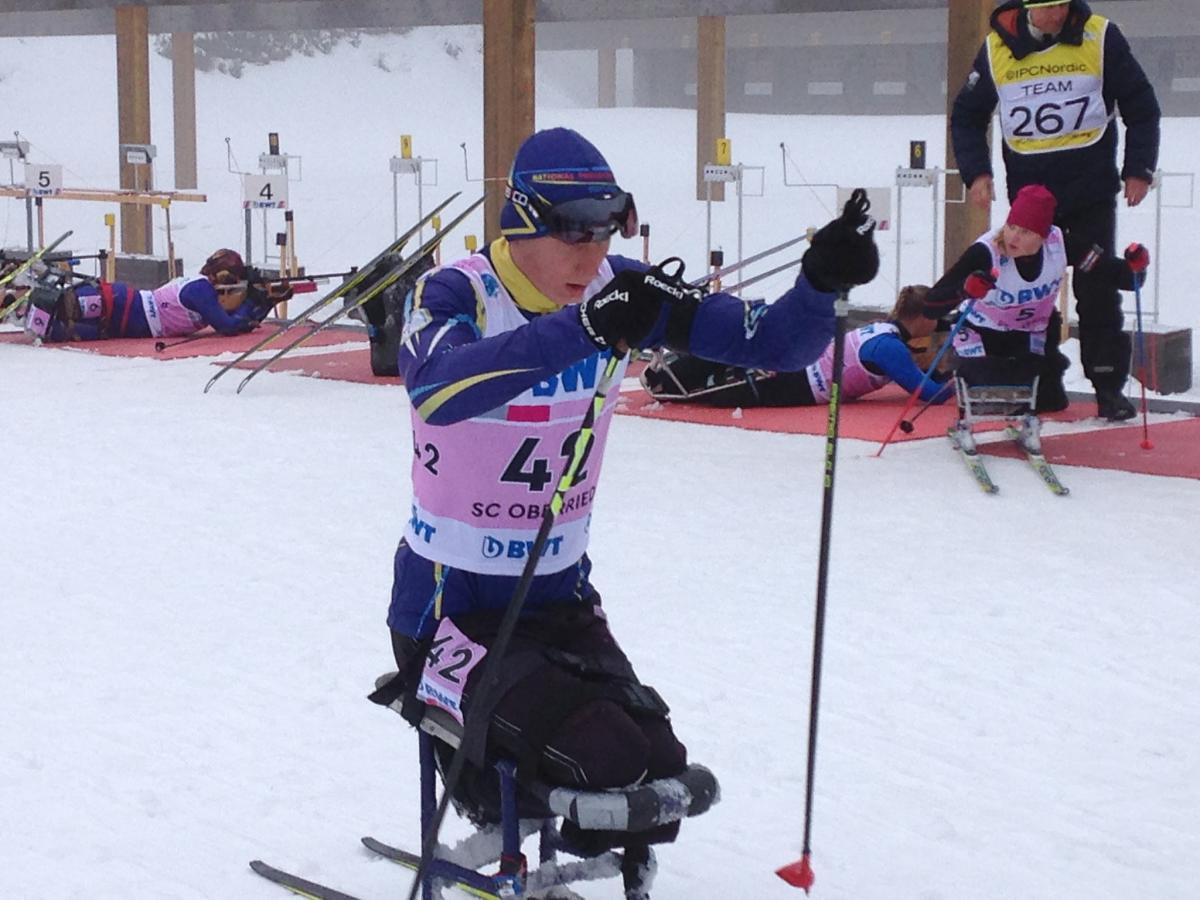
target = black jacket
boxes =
[950,0,1160,219]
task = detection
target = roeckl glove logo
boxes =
[644,274,689,300]
[593,289,627,309]
[856,216,876,236]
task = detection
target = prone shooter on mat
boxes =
[18,248,292,343]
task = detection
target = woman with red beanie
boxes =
[922,184,1148,417]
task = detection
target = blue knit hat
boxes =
[501,128,637,243]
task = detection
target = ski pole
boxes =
[775,287,851,895]
[728,255,804,294]
[898,380,954,434]
[874,299,976,457]
[695,230,810,289]
[155,330,215,353]
[405,350,625,900]
[203,191,462,393]
[1130,270,1154,450]
[233,195,483,395]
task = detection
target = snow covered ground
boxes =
[3,25,1200,900]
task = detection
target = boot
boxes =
[1095,388,1136,422]
[1017,414,1042,454]
[952,419,978,453]
[621,843,656,900]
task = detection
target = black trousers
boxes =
[1058,201,1132,391]
[961,312,1069,412]
[391,604,687,848]
[644,353,816,407]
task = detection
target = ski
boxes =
[363,834,624,900]
[249,860,363,900]
[233,194,484,394]
[947,427,999,494]
[1004,426,1070,496]
[0,231,73,322]
[361,837,501,899]
[203,193,462,393]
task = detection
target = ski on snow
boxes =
[360,836,502,899]
[1004,425,1070,496]
[947,427,1069,496]
[249,860,363,900]
[947,427,999,494]
[251,839,503,900]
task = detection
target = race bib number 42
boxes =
[415,618,488,725]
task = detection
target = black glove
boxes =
[578,258,701,352]
[801,188,880,292]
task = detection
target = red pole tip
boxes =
[1141,440,1154,450]
[776,854,815,892]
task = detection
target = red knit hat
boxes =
[1006,185,1057,238]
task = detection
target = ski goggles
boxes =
[1022,0,1069,7]
[538,192,639,245]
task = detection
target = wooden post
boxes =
[162,200,176,279]
[274,227,290,319]
[116,5,153,255]
[35,196,45,248]
[171,32,198,190]
[696,16,726,202]
[598,47,617,109]
[944,1,993,267]
[285,210,298,277]
[104,213,117,282]
[483,0,535,244]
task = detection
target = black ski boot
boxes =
[1096,388,1136,422]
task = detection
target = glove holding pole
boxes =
[961,267,997,302]
[1124,241,1149,283]
[578,257,704,354]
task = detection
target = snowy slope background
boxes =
[2,24,1199,900]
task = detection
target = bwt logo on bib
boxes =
[482,535,565,560]
[995,280,1061,307]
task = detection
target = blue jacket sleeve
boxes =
[668,271,837,372]
[950,43,999,190]
[859,332,950,402]
[400,268,599,426]
[179,279,252,335]
[686,274,835,374]
[609,253,834,371]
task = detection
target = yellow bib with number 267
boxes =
[988,14,1112,155]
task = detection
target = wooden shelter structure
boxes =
[0,1,1048,254]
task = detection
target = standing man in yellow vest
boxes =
[951,0,1160,421]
